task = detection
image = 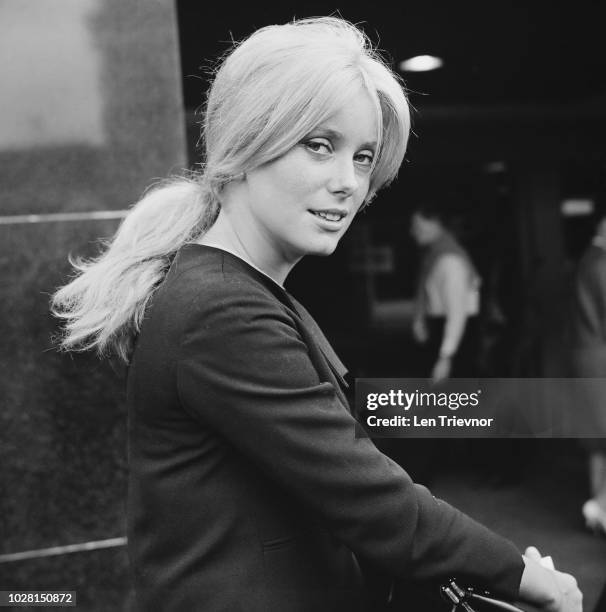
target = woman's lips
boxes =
[309,209,347,222]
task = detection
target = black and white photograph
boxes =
[1,1,605,610]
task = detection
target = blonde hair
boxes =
[51,16,410,362]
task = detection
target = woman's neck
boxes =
[196,210,292,286]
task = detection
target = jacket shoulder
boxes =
[150,248,295,348]
[161,248,279,309]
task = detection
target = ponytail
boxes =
[51,175,219,363]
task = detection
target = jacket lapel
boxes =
[287,297,348,382]
[284,296,351,411]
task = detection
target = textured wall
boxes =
[0,1,186,609]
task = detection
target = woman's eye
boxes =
[305,139,332,154]
[355,152,374,167]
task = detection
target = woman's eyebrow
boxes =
[312,127,377,150]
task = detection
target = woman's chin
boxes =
[307,242,339,257]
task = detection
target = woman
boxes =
[52,17,581,612]
[410,202,481,382]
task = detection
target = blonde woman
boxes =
[52,17,581,612]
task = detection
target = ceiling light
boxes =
[561,199,594,217]
[399,55,444,72]
[484,161,507,174]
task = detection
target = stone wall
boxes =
[0,1,186,609]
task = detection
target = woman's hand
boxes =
[518,546,582,612]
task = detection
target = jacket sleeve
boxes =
[176,277,524,599]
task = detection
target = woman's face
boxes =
[237,88,378,266]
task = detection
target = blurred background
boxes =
[1,0,605,609]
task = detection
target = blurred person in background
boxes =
[51,17,581,612]
[410,201,482,381]
[571,205,606,534]
[406,201,506,488]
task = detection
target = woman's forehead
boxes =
[311,92,379,147]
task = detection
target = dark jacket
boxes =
[127,244,524,611]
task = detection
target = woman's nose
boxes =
[328,157,358,197]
